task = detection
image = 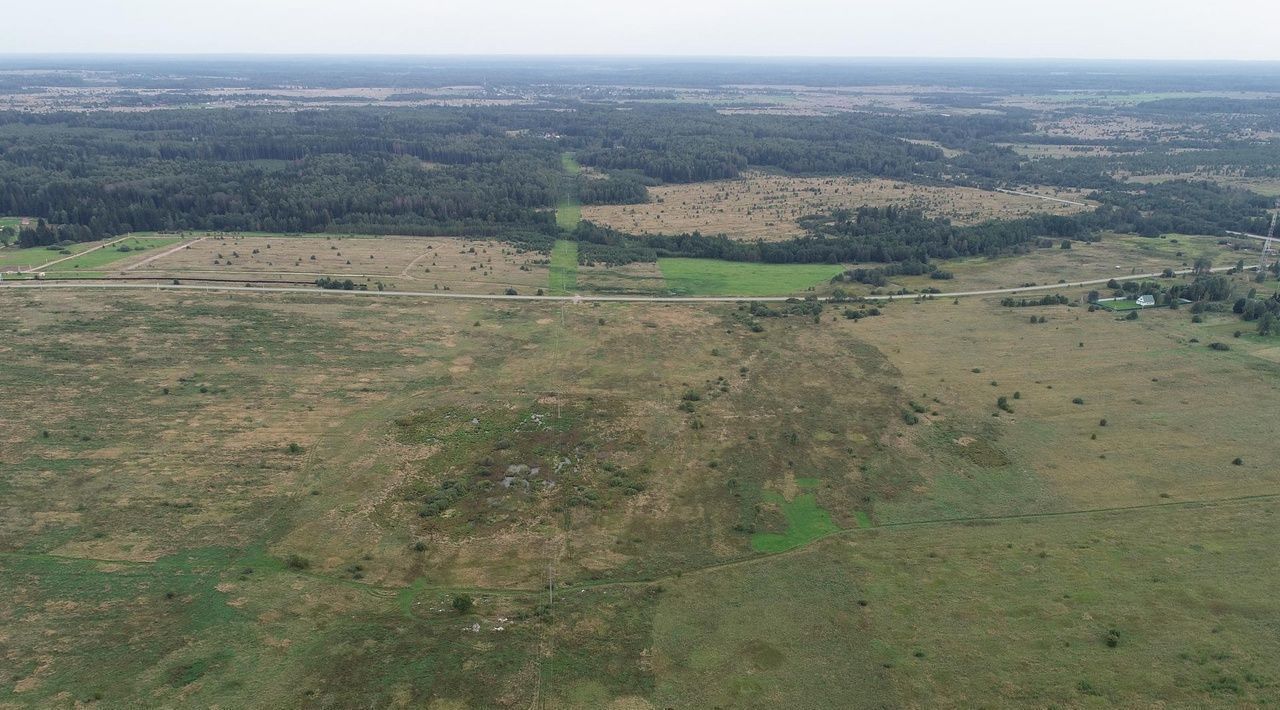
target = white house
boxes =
[1136,295,1156,307]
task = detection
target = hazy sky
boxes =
[6,0,1279,60]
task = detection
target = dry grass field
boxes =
[4,265,1280,707]
[1123,172,1280,197]
[889,234,1244,293]
[123,234,553,294]
[581,173,1093,240]
[999,142,1124,158]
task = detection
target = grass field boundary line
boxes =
[0,263,1253,302]
[19,235,133,273]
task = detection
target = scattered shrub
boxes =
[452,594,474,614]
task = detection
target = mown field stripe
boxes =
[549,240,578,295]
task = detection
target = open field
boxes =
[0,216,27,236]
[653,499,1280,707]
[658,258,843,296]
[1123,172,1280,197]
[890,233,1243,294]
[0,240,104,270]
[0,288,902,706]
[998,142,1123,158]
[580,173,1094,240]
[557,152,583,231]
[122,234,553,294]
[3,272,1279,706]
[41,236,184,272]
[549,240,579,294]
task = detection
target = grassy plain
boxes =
[1124,172,1280,197]
[0,288,900,706]
[126,234,551,294]
[890,233,1241,293]
[549,239,578,294]
[557,152,583,231]
[658,257,843,296]
[581,172,1093,240]
[4,263,1280,707]
[42,236,183,271]
[0,241,103,270]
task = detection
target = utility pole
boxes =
[1263,200,1279,272]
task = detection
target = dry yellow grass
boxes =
[850,284,1280,517]
[125,234,552,294]
[581,173,1093,241]
[890,234,1242,293]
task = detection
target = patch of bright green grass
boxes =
[556,198,582,231]
[658,258,843,296]
[550,240,579,294]
[557,152,583,231]
[0,241,100,269]
[45,237,182,271]
[751,492,839,553]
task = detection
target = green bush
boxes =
[452,594,474,614]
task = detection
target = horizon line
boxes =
[1,53,1278,64]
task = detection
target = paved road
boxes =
[0,265,1252,303]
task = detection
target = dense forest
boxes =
[0,105,1021,242]
[1,82,1277,266]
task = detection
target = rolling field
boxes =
[4,265,1280,707]
[581,173,1093,241]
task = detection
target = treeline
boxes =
[570,208,1083,267]
[558,105,953,182]
[576,173,651,205]
[0,109,567,242]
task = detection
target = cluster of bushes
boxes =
[1001,294,1070,307]
[418,479,470,518]
[1232,291,1280,334]
[747,299,823,319]
[835,260,937,286]
[315,277,368,291]
[843,306,883,320]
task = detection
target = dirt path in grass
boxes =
[123,236,206,271]
[21,235,132,273]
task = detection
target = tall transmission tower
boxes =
[1263,200,1279,272]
